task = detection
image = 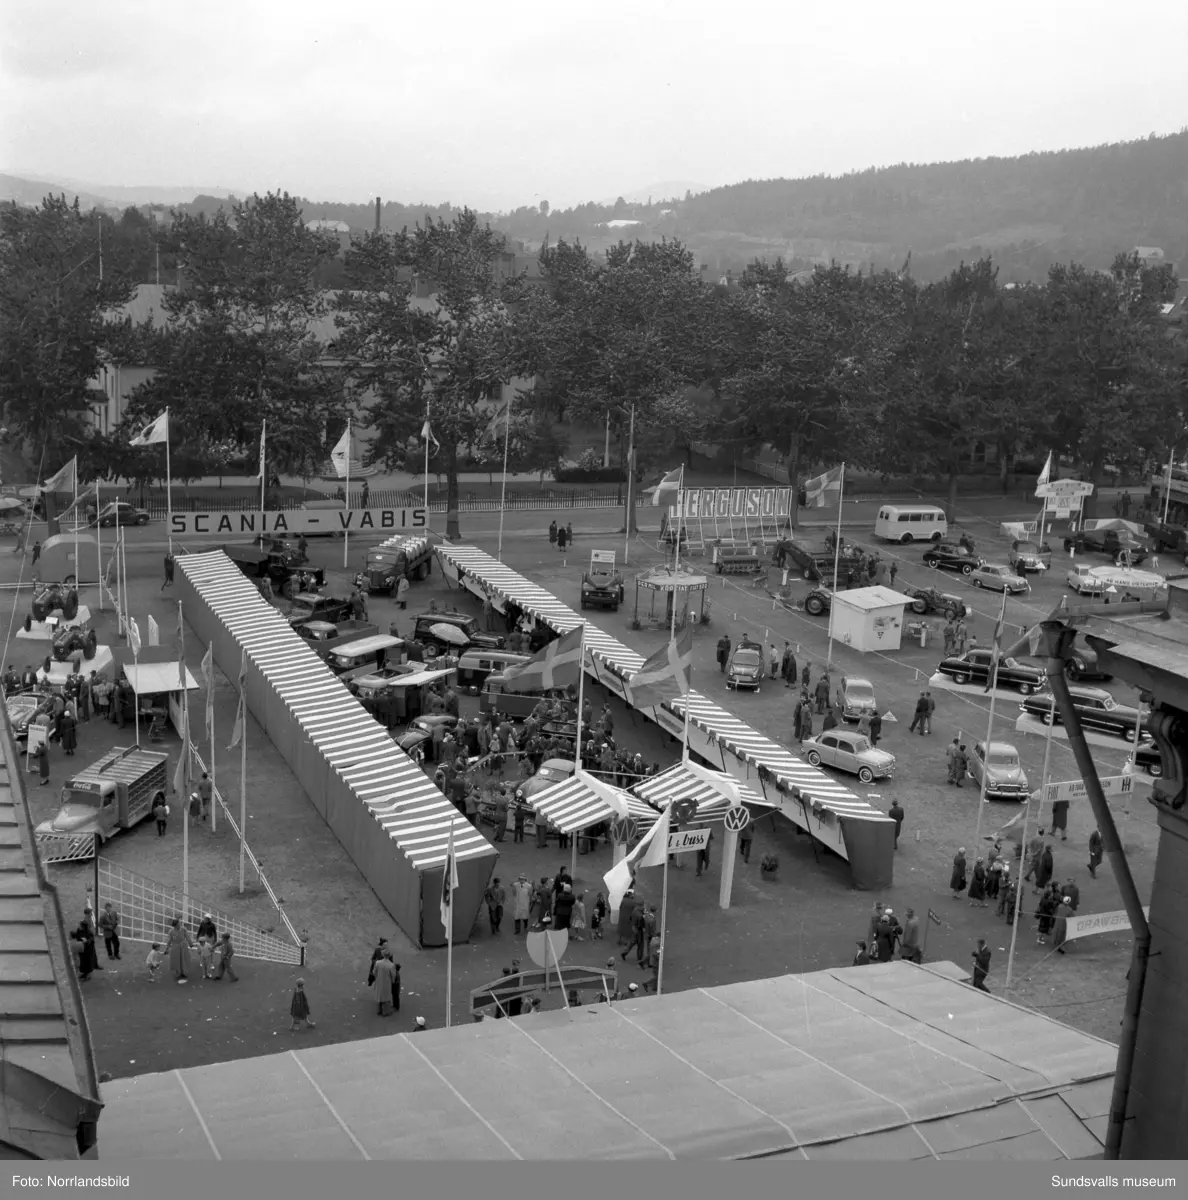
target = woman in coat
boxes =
[950,848,967,897]
[371,951,396,1016]
[37,742,50,786]
[75,923,101,981]
[59,710,78,756]
[967,858,987,906]
[166,918,193,983]
[1035,844,1054,890]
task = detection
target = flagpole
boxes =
[623,405,635,565]
[1162,448,1175,527]
[657,830,670,997]
[179,601,189,906]
[71,466,79,601]
[207,647,217,835]
[972,589,1009,853]
[445,824,454,1029]
[1009,690,1055,991]
[424,398,431,532]
[95,478,103,612]
[343,417,351,570]
[826,464,845,671]
[165,407,172,554]
[239,656,247,893]
[497,399,512,562]
[260,419,266,516]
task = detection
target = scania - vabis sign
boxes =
[169,508,427,538]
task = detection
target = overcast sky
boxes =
[2,0,1186,212]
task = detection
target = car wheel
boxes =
[924,557,938,568]
[1018,682,1035,695]
[1065,660,1082,680]
[961,563,973,576]
[1145,759,1163,778]
[955,673,970,685]
[911,597,927,614]
[137,516,149,525]
[1042,712,1054,726]
[1123,727,1136,743]
[83,632,97,660]
[931,531,943,542]
[900,533,912,545]
[972,578,982,588]
[806,750,822,766]
[858,767,874,784]
[802,566,813,580]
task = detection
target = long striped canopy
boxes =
[633,763,776,822]
[177,551,494,871]
[529,775,661,835]
[435,543,889,827]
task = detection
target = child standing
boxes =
[146,944,163,981]
[289,979,316,1031]
[571,891,588,941]
[591,892,607,940]
[198,936,215,980]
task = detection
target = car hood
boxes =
[986,765,1028,785]
[860,749,896,767]
[37,805,100,834]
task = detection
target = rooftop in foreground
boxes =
[98,961,1115,1161]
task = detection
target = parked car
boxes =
[1062,635,1113,682]
[836,676,877,724]
[970,563,1029,594]
[89,501,150,528]
[6,693,51,744]
[1131,741,1162,777]
[580,563,625,611]
[802,731,896,784]
[922,541,981,575]
[937,649,1044,693]
[287,592,354,628]
[1066,563,1105,596]
[966,740,1029,801]
[412,611,504,654]
[348,664,417,699]
[395,714,460,759]
[516,758,576,806]
[1064,529,1148,566]
[725,641,764,691]
[1007,540,1052,573]
[1021,685,1147,741]
[900,584,967,620]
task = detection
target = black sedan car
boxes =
[1132,741,1162,777]
[937,649,1044,694]
[395,714,460,759]
[900,584,967,620]
[922,542,981,575]
[89,501,151,528]
[1020,685,1146,741]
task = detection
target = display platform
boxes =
[927,671,1042,705]
[1014,712,1143,755]
[35,644,114,688]
[17,606,93,641]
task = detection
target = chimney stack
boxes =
[375,197,381,232]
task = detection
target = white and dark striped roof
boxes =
[177,552,495,870]
[529,775,660,835]
[436,544,889,826]
[633,763,776,821]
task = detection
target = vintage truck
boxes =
[580,552,624,611]
[35,745,169,845]
[295,619,379,657]
[288,592,355,629]
[223,543,325,598]
[363,534,433,594]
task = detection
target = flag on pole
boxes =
[128,618,141,657]
[421,418,440,451]
[481,400,510,443]
[804,463,844,507]
[177,603,186,686]
[42,457,77,493]
[147,615,160,647]
[200,645,213,690]
[440,826,459,930]
[500,626,583,693]
[984,590,1009,693]
[258,421,267,481]
[129,411,169,446]
[604,802,672,911]
[1035,451,1053,493]
[330,426,352,478]
[651,467,682,508]
[173,709,188,797]
[627,627,693,709]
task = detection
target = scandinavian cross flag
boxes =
[330,426,352,479]
[1035,451,1053,494]
[804,463,844,507]
[42,457,77,493]
[129,411,169,446]
[604,802,672,912]
[421,419,440,451]
[627,626,693,710]
[440,825,459,932]
[651,467,682,508]
[500,625,583,694]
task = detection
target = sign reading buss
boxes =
[169,508,427,538]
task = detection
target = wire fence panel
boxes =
[94,857,304,966]
[36,831,96,864]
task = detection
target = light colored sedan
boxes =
[802,731,896,784]
[1066,563,1104,596]
[970,563,1029,593]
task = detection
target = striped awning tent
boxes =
[434,543,889,828]
[633,763,776,822]
[530,775,661,835]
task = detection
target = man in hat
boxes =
[888,800,905,849]
[510,874,532,934]
[900,908,922,963]
[971,938,991,992]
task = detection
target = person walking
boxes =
[198,771,213,823]
[1050,797,1070,842]
[909,691,928,734]
[869,710,883,746]
[30,540,41,568]
[953,744,968,787]
[968,857,988,907]
[888,800,904,849]
[166,918,193,984]
[780,642,797,688]
[900,908,922,963]
[97,902,121,960]
[213,932,238,981]
[485,877,506,934]
[716,634,731,673]
[798,703,814,743]
[694,827,713,878]
[548,520,558,547]
[738,824,753,864]
[1035,842,1054,892]
[152,793,168,836]
[162,552,175,589]
[1088,828,1103,879]
[923,691,935,735]
[510,874,532,934]
[814,672,831,714]
[372,952,396,1016]
[768,643,780,680]
[36,741,50,787]
[289,980,317,1031]
[971,938,991,992]
[950,847,967,897]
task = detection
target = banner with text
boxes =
[677,487,794,522]
[169,508,427,538]
[1062,906,1150,943]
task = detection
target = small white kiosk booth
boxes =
[828,586,913,653]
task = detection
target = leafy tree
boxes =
[0,196,136,464]
[335,210,521,537]
[124,192,341,478]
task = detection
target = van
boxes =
[874,505,948,544]
[325,634,406,681]
[456,649,532,691]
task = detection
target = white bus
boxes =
[874,505,948,544]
